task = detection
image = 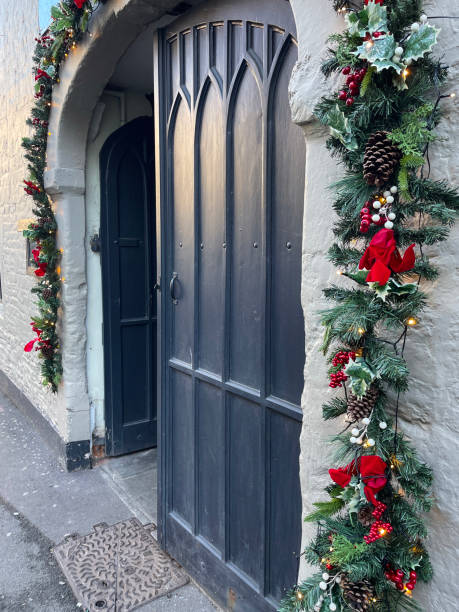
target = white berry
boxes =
[319,581,327,591]
[356,437,363,445]
[392,55,401,63]
[372,214,380,223]
[379,421,388,429]
[405,58,413,66]
[411,22,420,32]
[373,201,381,209]
[368,438,375,447]
[390,185,398,194]
[420,14,428,23]
[322,572,330,581]
[386,195,394,204]
[395,46,404,56]
[388,212,396,221]
[350,436,357,444]
[362,417,370,425]
[335,576,341,584]
[330,604,337,611]
[383,191,390,198]
[351,428,360,436]
[384,221,394,229]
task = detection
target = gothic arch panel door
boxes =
[101,117,157,456]
[155,1,305,609]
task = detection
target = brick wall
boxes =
[0,1,63,436]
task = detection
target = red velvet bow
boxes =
[74,0,87,8]
[360,455,387,505]
[24,323,42,353]
[365,0,383,4]
[359,228,415,286]
[329,461,356,488]
[329,455,388,505]
[32,248,47,277]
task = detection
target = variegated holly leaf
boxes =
[360,1,388,36]
[327,105,358,151]
[369,281,391,301]
[353,35,402,74]
[344,357,377,398]
[345,11,362,36]
[403,24,440,63]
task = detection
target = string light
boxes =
[336,269,344,275]
[403,68,410,78]
[357,327,365,335]
[295,591,304,601]
[406,316,418,326]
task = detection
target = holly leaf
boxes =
[327,105,358,151]
[404,24,440,63]
[344,357,377,398]
[388,279,419,296]
[345,11,361,36]
[344,269,368,285]
[360,1,388,36]
[353,35,402,74]
[369,281,391,301]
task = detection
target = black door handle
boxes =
[170,273,179,305]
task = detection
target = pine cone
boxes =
[363,131,402,187]
[357,506,374,527]
[42,288,52,301]
[340,575,375,611]
[41,345,54,360]
[346,386,378,423]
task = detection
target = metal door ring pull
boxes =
[170,273,179,305]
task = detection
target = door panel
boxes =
[101,117,157,456]
[157,1,305,609]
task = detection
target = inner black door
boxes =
[101,116,157,456]
[156,0,305,609]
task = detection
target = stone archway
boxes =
[44,0,342,587]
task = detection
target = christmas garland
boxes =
[281,1,458,611]
[22,0,100,391]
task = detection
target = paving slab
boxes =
[0,391,218,611]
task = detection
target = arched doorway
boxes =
[46,0,305,608]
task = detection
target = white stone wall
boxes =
[0,1,64,437]
[293,1,459,608]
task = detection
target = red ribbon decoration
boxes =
[359,228,415,286]
[74,0,87,8]
[364,0,383,4]
[329,455,388,505]
[35,69,50,81]
[32,247,47,277]
[359,455,388,505]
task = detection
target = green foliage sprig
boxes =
[22,1,101,391]
[281,1,459,610]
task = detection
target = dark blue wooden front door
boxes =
[156,0,305,609]
[101,117,157,456]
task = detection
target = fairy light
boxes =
[406,316,418,326]
[450,92,456,98]
[379,528,387,536]
[403,68,410,78]
[365,41,374,50]
[336,269,344,275]
[296,591,304,601]
[357,327,365,335]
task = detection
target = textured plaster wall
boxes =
[292,1,459,608]
[0,1,65,437]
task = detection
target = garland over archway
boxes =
[22,0,100,391]
[281,0,458,610]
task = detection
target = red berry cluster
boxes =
[34,34,54,49]
[23,180,41,196]
[32,118,49,128]
[385,564,418,593]
[359,199,387,233]
[331,350,356,368]
[338,66,367,107]
[329,370,348,388]
[329,351,356,388]
[364,520,393,544]
[372,501,387,520]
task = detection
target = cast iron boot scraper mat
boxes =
[53,518,189,611]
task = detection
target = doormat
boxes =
[52,518,189,611]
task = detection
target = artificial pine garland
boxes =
[281,1,459,611]
[22,0,100,391]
